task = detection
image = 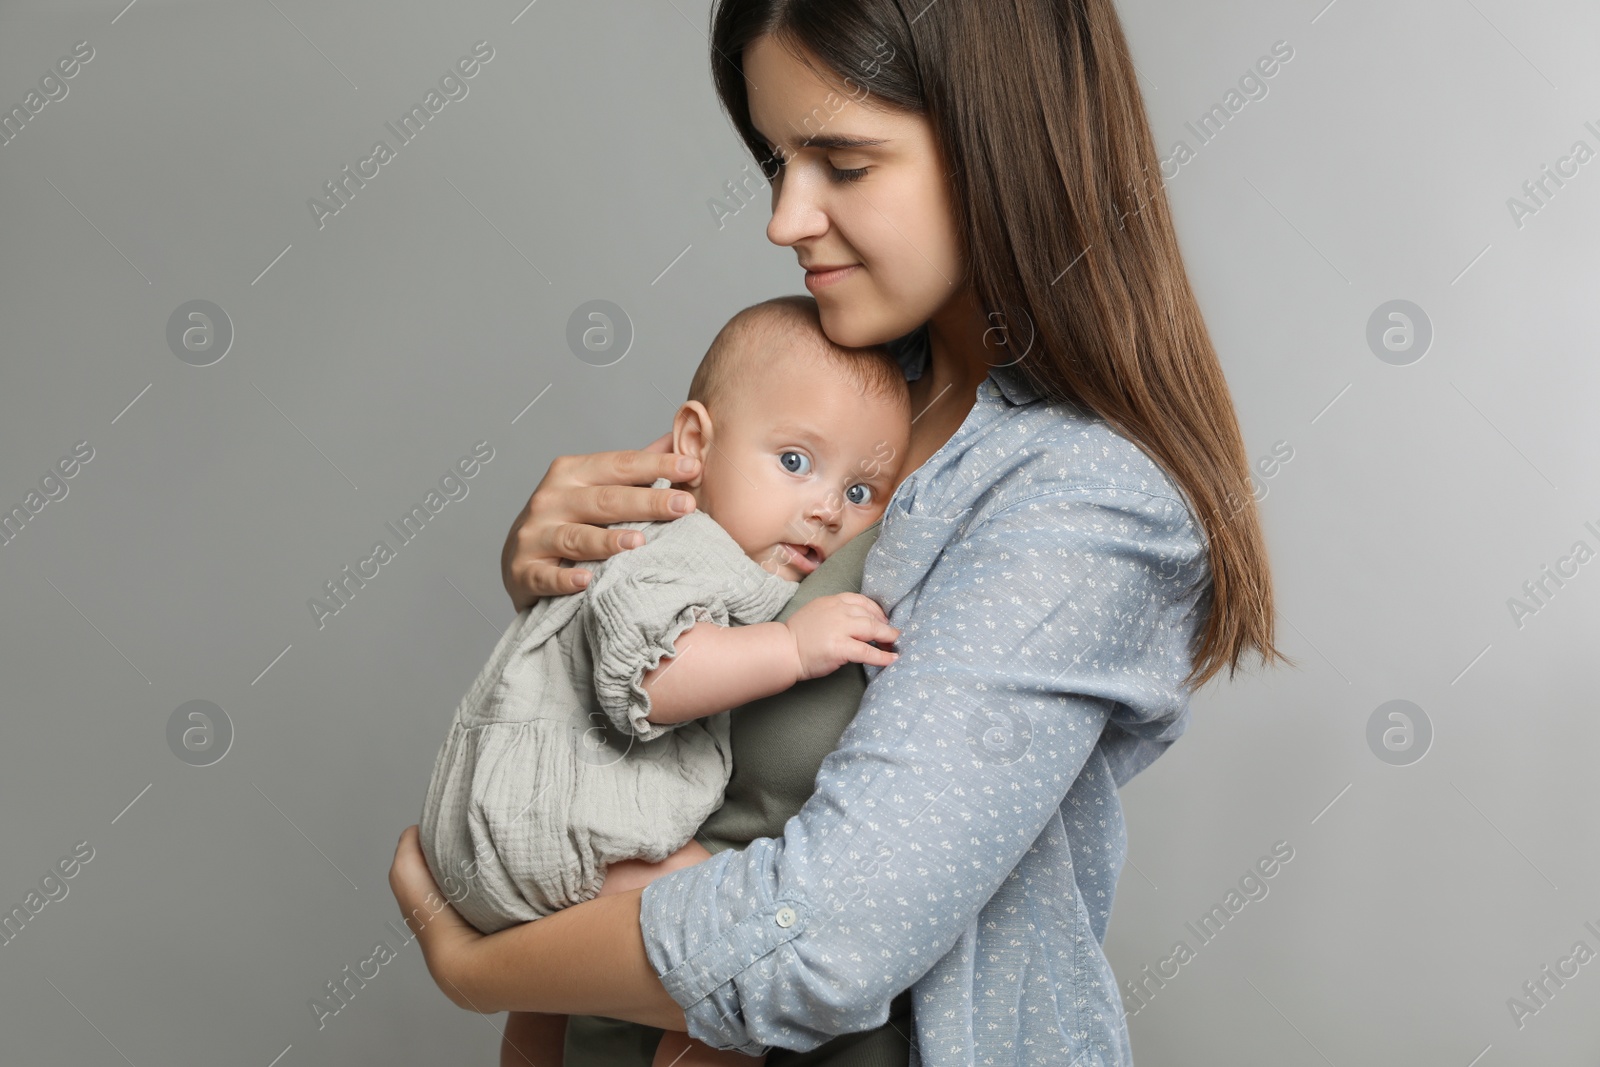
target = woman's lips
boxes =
[779,542,821,575]
[804,264,860,291]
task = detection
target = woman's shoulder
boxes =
[959,399,1200,534]
[1050,406,1181,493]
[882,399,1211,616]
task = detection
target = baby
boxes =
[417,293,913,1067]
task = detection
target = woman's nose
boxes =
[766,168,829,247]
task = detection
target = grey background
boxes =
[1,0,1595,1063]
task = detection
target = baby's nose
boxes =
[808,495,843,522]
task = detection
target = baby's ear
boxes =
[670,401,713,487]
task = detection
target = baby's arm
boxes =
[642,592,900,727]
[639,620,800,726]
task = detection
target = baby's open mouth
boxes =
[780,542,822,568]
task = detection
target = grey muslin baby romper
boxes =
[418,478,799,935]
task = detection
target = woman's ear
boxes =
[670,401,713,489]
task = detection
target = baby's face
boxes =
[695,355,910,582]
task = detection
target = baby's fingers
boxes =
[838,592,888,618]
[848,639,900,667]
[860,620,901,645]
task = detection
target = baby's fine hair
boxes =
[688,295,910,416]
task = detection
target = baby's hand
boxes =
[783,593,901,681]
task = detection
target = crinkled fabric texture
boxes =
[418,496,797,933]
[638,328,1213,1065]
[564,520,915,1067]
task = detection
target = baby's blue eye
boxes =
[846,483,873,506]
[779,451,811,475]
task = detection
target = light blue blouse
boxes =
[639,328,1214,1065]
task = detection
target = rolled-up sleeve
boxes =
[638,489,1206,1055]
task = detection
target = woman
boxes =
[389,0,1286,1063]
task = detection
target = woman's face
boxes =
[744,36,964,349]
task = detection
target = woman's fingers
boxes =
[518,559,597,600]
[501,448,701,609]
[555,448,698,496]
[523,483,694,568]
[569,480,698,527]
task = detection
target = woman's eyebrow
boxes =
[753,127,890,152]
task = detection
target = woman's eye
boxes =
[779,451,811,475]
[845,483,873,505]
[759,146,864,184]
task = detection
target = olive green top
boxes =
[563,518,912,1066]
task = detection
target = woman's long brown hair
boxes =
[709,0,1292,690]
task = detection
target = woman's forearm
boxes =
[452,886,688,1030]
[642,621,800,725]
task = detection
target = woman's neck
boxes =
[900,288,994,476]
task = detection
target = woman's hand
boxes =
[500,431,703,611]
[388,825,487,1011]
[388,825,689,1027]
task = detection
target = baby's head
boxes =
[671,295,912,582]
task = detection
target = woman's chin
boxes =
[816,303,899,350]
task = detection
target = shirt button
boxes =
[774,905,797,928]
[987,381,1002,398]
